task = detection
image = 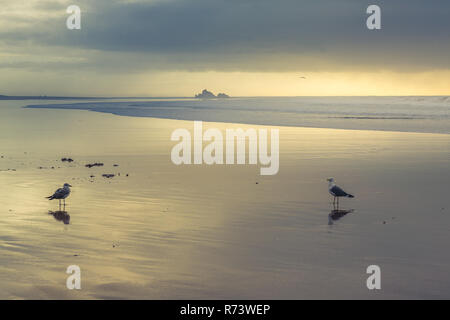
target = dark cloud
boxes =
[1,0,449,72]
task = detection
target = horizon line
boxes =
[1,94,449,100]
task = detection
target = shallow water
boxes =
[27,96,450,134]
[1,100,450,299]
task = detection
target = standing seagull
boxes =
[46,183,72,209]
[327,178,354,207]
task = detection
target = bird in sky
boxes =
[46,183,72,208]
[327,178,354,207]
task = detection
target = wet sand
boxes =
[1,100,449,299]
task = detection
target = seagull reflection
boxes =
[328,209,354,225]
[48,210,70,225]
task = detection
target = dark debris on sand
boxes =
[86,163,104,168]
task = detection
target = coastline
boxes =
[25,96,450,135]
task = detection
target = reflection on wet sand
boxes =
[328,209,354,225]
[48,210,70,225]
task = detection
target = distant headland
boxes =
[195,89,230,99]
[0,95,186,100]
[0,95,102,100]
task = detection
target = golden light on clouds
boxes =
[122,70,450,97]
[1,69,449,97]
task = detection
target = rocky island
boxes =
[195,89,230,99]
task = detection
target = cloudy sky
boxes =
[0,0,449,96]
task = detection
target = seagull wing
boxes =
[330,185,349,197]
[48,188,67,200]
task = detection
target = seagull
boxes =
[327,178,354,207]
[46,183,72,208]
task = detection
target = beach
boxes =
[0,99,449,299]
